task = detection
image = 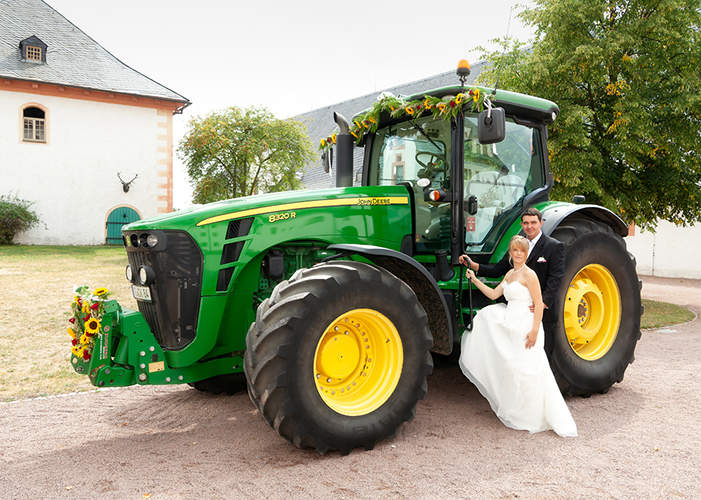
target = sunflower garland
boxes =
[67,285,112,361]
[319,87,492,153]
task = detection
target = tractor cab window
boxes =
[367,115,452,253]
[464,115,545,251]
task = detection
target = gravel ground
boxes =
[1,275,699,500]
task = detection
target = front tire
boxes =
[243,261,433,455]
[550,218,642,397]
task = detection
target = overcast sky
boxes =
[46,0,536,208]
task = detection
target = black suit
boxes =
[475,233,565,354]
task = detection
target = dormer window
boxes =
[19,36,47,64]
[26,46,42,61]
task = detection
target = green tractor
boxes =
[71,66,641,455]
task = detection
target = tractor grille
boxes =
[125,231,203,350]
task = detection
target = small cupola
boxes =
[19,35,48,64]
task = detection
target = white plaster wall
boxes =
[1,91,162,244]
[626,220,701,279]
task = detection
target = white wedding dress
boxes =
[459,280,577,437]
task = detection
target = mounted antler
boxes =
[117,172,138,193]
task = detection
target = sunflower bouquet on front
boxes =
[68,285,112,361]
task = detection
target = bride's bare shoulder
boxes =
[523,267,539,284]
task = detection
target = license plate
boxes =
[132,285,152,302]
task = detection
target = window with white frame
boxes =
[23,107,46,142]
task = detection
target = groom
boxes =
[459,207,566,355]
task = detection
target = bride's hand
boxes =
[466,269,476,282]
[525,330,537,349]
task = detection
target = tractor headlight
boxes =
[138,266,156,285]
[145,233,159,248]
[125,265,134,283]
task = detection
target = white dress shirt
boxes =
[527,231,542,259]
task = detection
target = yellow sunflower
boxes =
[438,103,446,114]
[94,287,109,296]
[456,93,463,105]
[472,89,481,103]
[67,327,76,339]
[331,133,337,144]
[320,138,326,147]
[85,318,101,334]
[80,333,91,345]
[72,345,84,357]
[406,106,415,115]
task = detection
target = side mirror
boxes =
[478,107,506,144]
[322,148,333,174]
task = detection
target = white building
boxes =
[0,0,189,245]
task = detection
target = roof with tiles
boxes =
[292,60,487,190]
[0,0,189,104]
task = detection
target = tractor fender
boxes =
[540,204,628,237]
[327,243,454,355]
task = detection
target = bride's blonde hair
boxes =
[508,235,529,265]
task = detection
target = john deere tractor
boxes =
[71,64,642,455]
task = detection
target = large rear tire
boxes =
[550,217,642,397]
[243,261,433,455]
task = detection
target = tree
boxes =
[178,106,316,204]
[479,0,701,230]
[0,194,40,244]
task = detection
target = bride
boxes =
[460,235,577,437]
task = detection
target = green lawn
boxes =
[0,245,137,401]
[640,298,695,329]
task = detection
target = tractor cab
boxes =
[364,92,551,258]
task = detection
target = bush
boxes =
[0,194,40,244]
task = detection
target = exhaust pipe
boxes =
[333,112,354,188]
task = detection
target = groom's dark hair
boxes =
[521,207,543,222]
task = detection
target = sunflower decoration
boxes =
[319,87,494,153]
[67,286,112,361]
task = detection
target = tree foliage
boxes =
[479,0,701,229]
[0,193,40,244]
[178,106,316,204]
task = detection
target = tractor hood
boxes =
[123,186,407,232]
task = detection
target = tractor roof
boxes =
[353,85,559,126]
[409,85,559,124]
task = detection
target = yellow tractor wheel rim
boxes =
[314,308,403,416]
[563,264,621,360]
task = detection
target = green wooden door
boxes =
[106,207,140,244]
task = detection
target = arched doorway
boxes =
[106,206,141,244]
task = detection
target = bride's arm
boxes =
[466,269,504,300]
[524,271,544,349]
